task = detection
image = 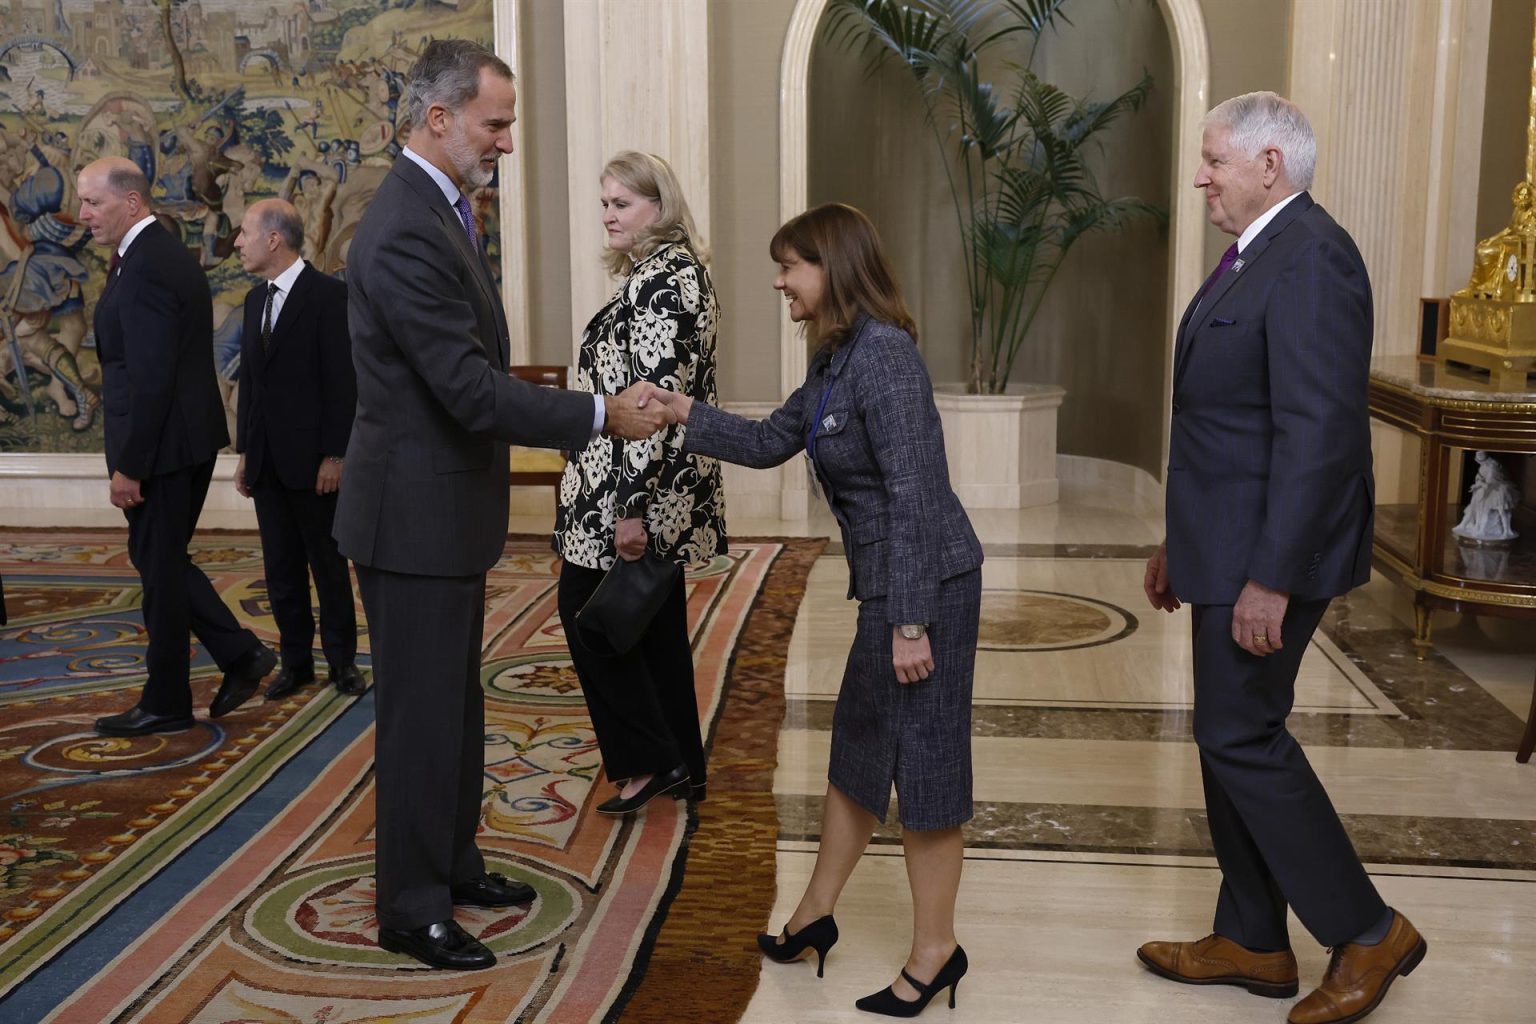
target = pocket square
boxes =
[1208,317,1237,328]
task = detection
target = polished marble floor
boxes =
[675,486,1536,1024]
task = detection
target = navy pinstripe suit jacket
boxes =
[1166,192,1375,606]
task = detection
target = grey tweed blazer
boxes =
[686,316,981,625]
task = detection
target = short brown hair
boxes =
[770,203,916,350]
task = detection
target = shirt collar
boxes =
[268,257,305,295]
[1237,190,1303,253]
[117,214,157,257]
[402,145,462,209]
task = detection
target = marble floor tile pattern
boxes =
[728,496,1536,1024]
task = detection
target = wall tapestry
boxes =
[0,0,499,455]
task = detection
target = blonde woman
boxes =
[553,151,725,814]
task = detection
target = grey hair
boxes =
[257,202,304,253]
[1202,91,1316,190]
[106,164,152,206]
[404,38,513,129]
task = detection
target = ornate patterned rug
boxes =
[0,530,823,1023]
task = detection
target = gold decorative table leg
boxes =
[1411,602,1433,661]
[1518,665,1536,764]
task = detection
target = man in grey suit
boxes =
[335,39,669,971]
[1137,93,1425,1024]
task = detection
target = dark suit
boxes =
[236,262,357,676]
[95,219,263,717]
[335,154,596,931]
[1166,192,1385,950]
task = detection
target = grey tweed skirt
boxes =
[827,569,981,831]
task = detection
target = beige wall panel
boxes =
[521,0,576,365]
[710,0,801,404]
[1477,0,1534,242]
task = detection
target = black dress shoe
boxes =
[330,663,368,696]
[95,707,195,736]
[377,919,495,970]
[210,646,278,718]
[596,764,690,815]
[264,665,316,701]
[451,871,537,907]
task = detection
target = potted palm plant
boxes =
[826,0,1166,506]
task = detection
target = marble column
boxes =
[560,0,711,365]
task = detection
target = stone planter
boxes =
[934,383,1066,508]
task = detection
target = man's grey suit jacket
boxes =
[1166,192,1375,606]
[335,155,594,577]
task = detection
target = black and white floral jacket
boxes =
[553,242,727,570]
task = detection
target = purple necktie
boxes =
[1196,242,1240,305]
[453,195,480,253]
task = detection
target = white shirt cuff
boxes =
[591,394,605,439]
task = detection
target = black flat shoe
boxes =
[758,914,838,978]
[94,707,195,736]
[377,919,494,970]
[855,946,968,1017]
[210,646,277,718]
[331,663,368,696]
[596,764,689,815]
[264,666,315,701]
[451,871,536,908]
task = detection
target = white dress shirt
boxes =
[117,214,157,260]
[260,256,306,329]
[401,146,604,437]
[1237,191,1304,254]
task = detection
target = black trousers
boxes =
[556,560,706,785]
[355,564,487,931]
[124,459,262,717]
[1191,598,1387,950]
[251,461,356,674]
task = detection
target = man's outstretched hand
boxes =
[604,383,676,440]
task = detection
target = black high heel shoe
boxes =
[855,945,968,1017]
[756,915,839,978]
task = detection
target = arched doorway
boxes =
[776,0,1210,516]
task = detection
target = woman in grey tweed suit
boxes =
[641,204,982,1016]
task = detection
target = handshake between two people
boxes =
[601,382,696,440]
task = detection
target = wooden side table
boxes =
[1367,357,1536,762]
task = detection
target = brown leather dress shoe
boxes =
[1288,911,1426,1024]
[1137,934,1299,998]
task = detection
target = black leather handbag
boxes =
[575,551,681,655]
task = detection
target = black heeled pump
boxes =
[855,945,968,1017]
[756,915,839,978]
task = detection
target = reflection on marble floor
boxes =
[734,496,1536,1024]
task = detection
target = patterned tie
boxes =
[453,195,480,253]
[261,282,277,352]
[1196,242,1240,306]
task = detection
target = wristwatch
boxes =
[899,623,927,640]
[326,456,344,464]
